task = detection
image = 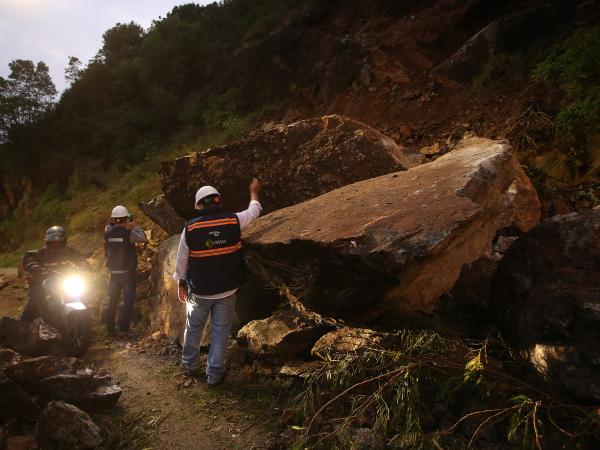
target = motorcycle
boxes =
[41,265,92,357]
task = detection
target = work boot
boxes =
[207,371,225,388]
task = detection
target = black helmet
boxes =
[45,226,67,242]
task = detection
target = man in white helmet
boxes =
[104,205,148,335]
[173,178,261,386]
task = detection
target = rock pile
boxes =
[0,321,121,448]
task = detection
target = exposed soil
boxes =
[0,270,287,450]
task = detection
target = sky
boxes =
[0,0,213,92]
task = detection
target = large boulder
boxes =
[139,194,185,235]
[35,401,102,450]
[243,137,540,323]
[160,115,424,219]
[492,209,600,403]
[237,310,329,363]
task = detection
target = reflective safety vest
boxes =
[185,208,246,295]
[104,226,137,272]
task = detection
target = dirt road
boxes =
[0,270,282,449]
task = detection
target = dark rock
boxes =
[0,318,63,357]
[441,257,498,336]
[492,209,600,403]
[0,317,31,354]
[0,372,41,422]
[28,319,63,357]
[139,194,185,235]
[160,115,424,220]
[237,310,330,363]
[35,401,102,450]
[244,137,540,324]
[0,347,20,370]
[5,356,60,388]
[37,374,122,412]
[311,327,391,359]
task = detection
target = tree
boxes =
[65,56,83,85]
[0,59,57,141]
[99,22,145,63]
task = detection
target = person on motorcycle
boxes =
[104,205,148,335]
[22,226,89,321]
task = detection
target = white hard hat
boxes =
[111,205,130,218]
[195,186,220,205]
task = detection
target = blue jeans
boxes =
[181,292,236,383]
[107,271,137,332]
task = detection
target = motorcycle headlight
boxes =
[62,276,85,298]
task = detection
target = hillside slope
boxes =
[0,0,598,257]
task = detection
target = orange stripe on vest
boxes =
[189,242,242,258]
[187,219,238,231]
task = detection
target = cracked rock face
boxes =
[243,137,540,323]
[160,114,424,219]
[493,209,600,403]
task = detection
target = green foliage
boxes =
[534,25,600,143]
[293,333,600,449]
[0,59,56,141]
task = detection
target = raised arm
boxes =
[236,178,262,231]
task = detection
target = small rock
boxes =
[252,360,276,376]
[35,401,102,450]
[419,143,442,156]
[311,328,390,359]
[279,361,321,377]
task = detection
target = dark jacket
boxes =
[185,207,246,295]
[104,225,138,272]
[23,246,89,284]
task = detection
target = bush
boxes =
[292,331,600,449]
[534,25,600,143]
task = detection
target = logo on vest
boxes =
[208,230,221,237]
[205,239,215,249]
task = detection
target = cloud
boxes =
[0,0,212,92]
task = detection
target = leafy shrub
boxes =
[534,25,600,143]
[293,331,600,449]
